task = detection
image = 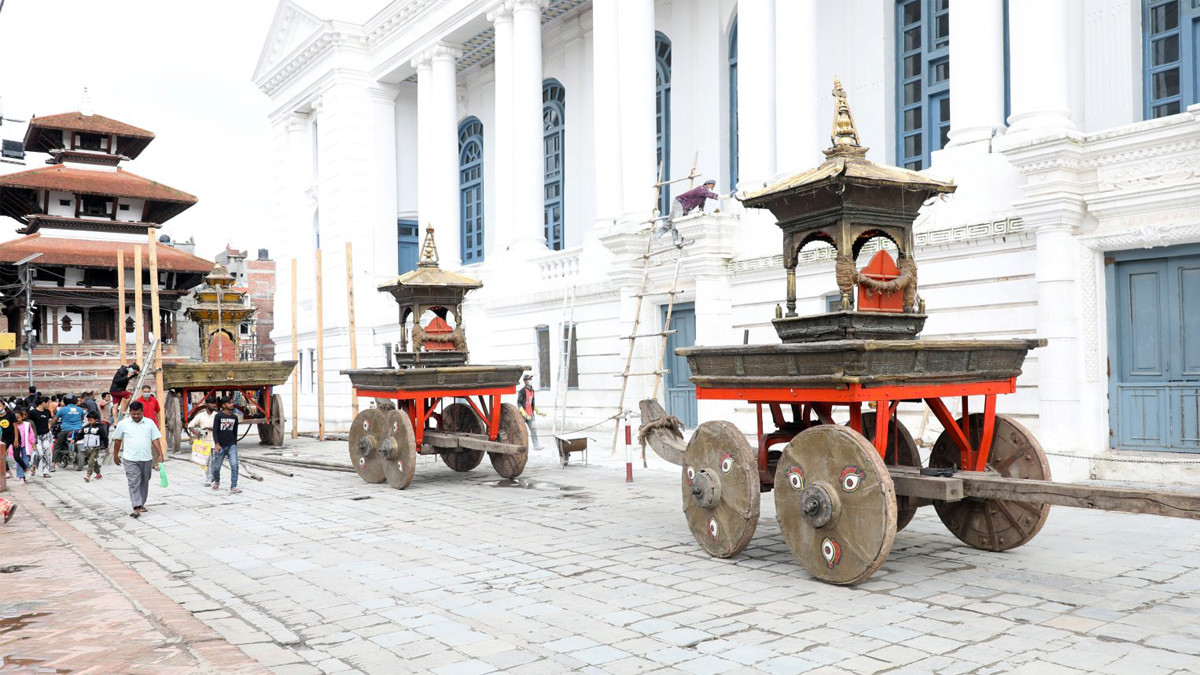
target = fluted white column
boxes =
[617,0,656,221]
[413,43,462,266]
[591,0,623,222]
[1006,0,1075,133]
[946,0,1006,147]
[510,0,549,252]
[488,4,515,253]
[774,0,818,177]
[737,0,776,192]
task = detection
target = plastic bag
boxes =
[159,464,169,488]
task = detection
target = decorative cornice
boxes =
[1077,221,1200,252]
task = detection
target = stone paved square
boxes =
[5,437,1200,674]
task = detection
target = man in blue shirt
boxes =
[112,400,164,519]
[53,394,86,469]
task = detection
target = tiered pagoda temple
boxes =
[0,110,213,394]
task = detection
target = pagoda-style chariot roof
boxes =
[0,233,212,274]
[24,112,155,158]
[0,165,197,224]
[378,225,483,295]
[743,79,954,210]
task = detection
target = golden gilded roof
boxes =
[378,225,483,293]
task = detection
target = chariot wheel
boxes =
[929,414,1050,552]
[164,393,182,453]
[774,425,897,585]
[859,411,922,531]
[380,410,417,489]
[257,394,285,447]
[439,402,485,472]
[490,403,529,479]
[682,420,760,558]
[347,409,388,484]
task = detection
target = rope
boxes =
[557,413,623,438]
[638,415,683,445]
[1044,451,1200,465]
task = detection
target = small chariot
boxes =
[342,227,529,489]
[641,80,1200,585]
[161,264,296,451]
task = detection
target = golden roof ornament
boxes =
[418,224,440,268]
[825,77,868,159]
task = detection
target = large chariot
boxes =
[641,80,1200,585]
[341,227,529,489]
[161,264,295,451]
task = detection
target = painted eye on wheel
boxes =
[719,453,734,473]
[685,465,695,484]
[821,537,841,568]
[361,420,369,430]
[840,466,866,493]
[708,518,719,539]
[786,467,804,491]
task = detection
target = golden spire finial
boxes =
[824,77,869,159]
[418,224,440,268]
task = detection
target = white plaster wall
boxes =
[46,191,75,217]
[116,198,146,222]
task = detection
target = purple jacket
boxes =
[675,185,720,214]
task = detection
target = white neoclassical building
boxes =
[254,0,1200,483]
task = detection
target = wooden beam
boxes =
[134,246,143,366]
[291,258,298,440]
[315,248,325,442]
[117,250,126,363]
[148,231,166,439]
[345,242,359,418]
[888,467,1200,520]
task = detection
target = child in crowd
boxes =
[12,407,35,484]
[80,411,108,482]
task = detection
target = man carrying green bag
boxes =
[112,400,165,519]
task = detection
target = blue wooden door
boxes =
[662,303,697,429]
[1112,253,1200,452]
[397,220,419,274]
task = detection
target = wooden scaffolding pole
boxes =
[117,250,126,363]
[345,242,359,417]
[291,258,299,440]
[134,246,144,367]
[148,232,166,439]
[315,248,326,441]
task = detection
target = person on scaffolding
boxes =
[653,179,721,245]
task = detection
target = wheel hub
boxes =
[800,483,837,529]
[358,437,376,458]
[690,469,722,509]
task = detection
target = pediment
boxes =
[253,1,327,84]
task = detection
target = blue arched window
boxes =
[728,18,738,190]
[458,117,485,263]
[543,79,566,251]
[655,31,672,216]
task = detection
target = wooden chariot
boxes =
[341,227,530,489]
[640,80,1200,585]
[162,264,296,451]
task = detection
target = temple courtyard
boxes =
[3,439,1200,674]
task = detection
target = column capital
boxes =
[309,96,324,116]
[511,0,548,13]
[285,112,308,133]
[366,84,400,103]
[410,41,461,69]
[486,1,513,23]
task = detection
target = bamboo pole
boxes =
[117,251,126,363]
[345,242,359,417]
[148,232,166,440]
[134,246,143,367]
[315,248,325,441]
[291,258,298,440]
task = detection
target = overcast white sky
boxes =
[0,0,280,260]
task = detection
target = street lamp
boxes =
[16,252,42,389]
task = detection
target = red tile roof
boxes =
[0,165,197,204]
[25,112,154,140]
[0,234,213,273]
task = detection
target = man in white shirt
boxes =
[188,398,217,487]
[112,400,164,519]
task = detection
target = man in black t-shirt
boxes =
[29,398,53,478]
[211,398,241,494]
[109,363,140,417]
